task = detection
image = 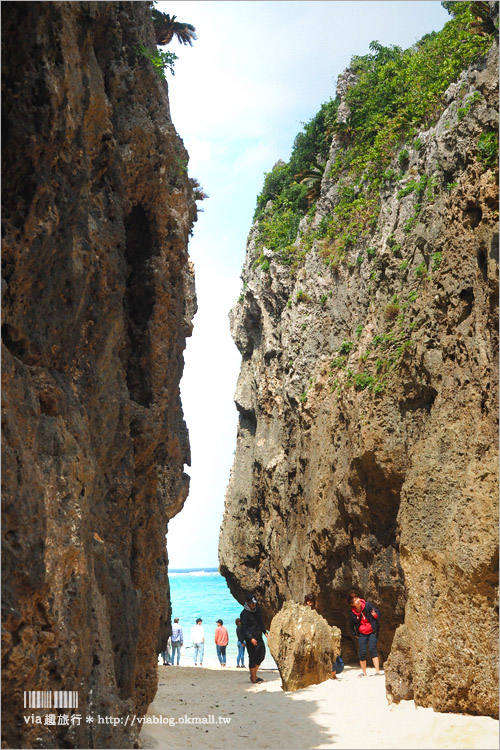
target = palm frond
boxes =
[152,11,197,46]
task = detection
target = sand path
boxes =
[139,664,498,749]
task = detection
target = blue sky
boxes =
[159,1,450,568]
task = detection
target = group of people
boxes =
[160,617,208,666]
[160,588,382,683]
[304,589,382,678]
[159,602,266,676]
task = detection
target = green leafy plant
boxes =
[137,43,178,78]
[330,355,347,369]
[397,148,409,168]
[384,302,400,321]
[338,340,354,355]
[152,10,197,46]
[415,262,427,278]
[431,252,443,271]
[477,132,499,168]
[294,161,325,205]
[250,7,495,276]
[457,90,483,120]
[296,289,311,302]
[354,373,375,390]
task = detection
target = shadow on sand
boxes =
[139,665,336,749]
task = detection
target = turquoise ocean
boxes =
[165,568,276,669]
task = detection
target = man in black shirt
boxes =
[240,593,268,684]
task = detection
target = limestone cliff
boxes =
[1,3,196,747]
[220,20,498,717]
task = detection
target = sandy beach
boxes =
[139,664,498,750]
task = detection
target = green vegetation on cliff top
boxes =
[252,1,497,268]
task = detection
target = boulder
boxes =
[268,602,341,691]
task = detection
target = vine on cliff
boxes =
[252,3,496,271]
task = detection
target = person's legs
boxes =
[216,644,222,664]
[172,642,180,665]
[199,643,204,666]
[368,633,380,673]
[247,642,257,681]
[358,634,368,675]
[237,642,245,667]
[249,642,266,682]
[221,646,226,666]
[193,643,199,665]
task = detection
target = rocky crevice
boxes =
[220,35,498,717]
[1,3,196,747]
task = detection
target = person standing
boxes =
[160,637,171,666]
[235,617,245,668]
[214,619,229,667]
[191,617,205,667]
[170,617,183,665]
[348,590,382,677]
[240,593,268,684]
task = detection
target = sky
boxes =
[161,1,450,569]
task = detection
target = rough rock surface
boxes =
[1,3,196,747]
[267,602,341,691]
[220,41,498,717]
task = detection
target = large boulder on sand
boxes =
[268,601,341,691]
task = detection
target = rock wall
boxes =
[1,3,196,747]
[267,602,341,691]
[220,41,498,716]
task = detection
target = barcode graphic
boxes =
[24,691,78,710]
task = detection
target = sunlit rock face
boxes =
[220,38,498,717]
[268,602,341,691]
[1,2,196,747]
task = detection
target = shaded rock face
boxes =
[220,43,498,717]
[268,602,341,691]
[1,2,196,747]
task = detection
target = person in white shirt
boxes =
[191,617,205,666]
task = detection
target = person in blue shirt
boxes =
[170,618,184,665]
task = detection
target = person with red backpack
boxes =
[348,590,382,677]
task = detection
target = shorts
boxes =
[247,640,266,668]
[358,632,378,661]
